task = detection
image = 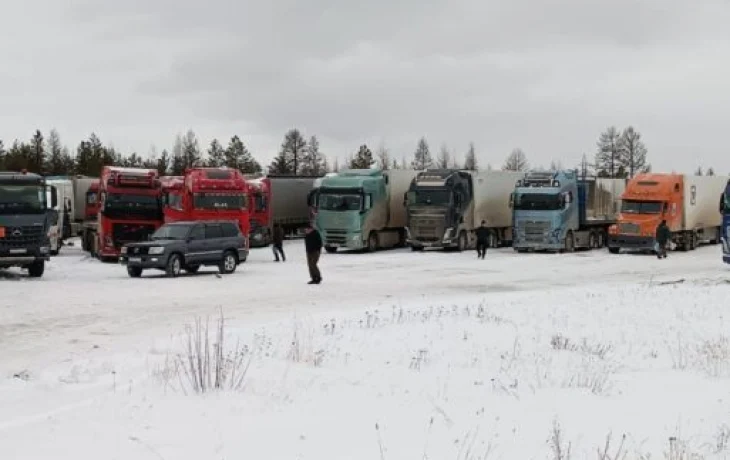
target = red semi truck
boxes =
[160,168,251,257]
[246,176,272,247]
[88,167,164,261]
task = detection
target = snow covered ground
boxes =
[1,239,730,459]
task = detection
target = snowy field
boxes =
[2,239,730,459]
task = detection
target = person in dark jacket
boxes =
[655,219,671,259]
[474,220,489,259]
[272,224,285,262]
[304,225,323,284]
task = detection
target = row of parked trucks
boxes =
[3,164,730,278]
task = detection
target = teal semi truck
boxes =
[511,170,626,252]
[314,168,418,253]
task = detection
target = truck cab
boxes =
[405,169,473,250]
[246,176,272,247]
[512,170,579,252]
[0,170,58,277]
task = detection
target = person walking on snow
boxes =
[272,224,285,262]
[304,225,323,284]
[474,220,489,259]
[655,219,671,259]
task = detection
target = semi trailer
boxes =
[405,169,522,251]
[0,170,58,277]
[607,173,728,254]
[315,168,418,253]
[511,170,626,252]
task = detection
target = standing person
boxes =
[655,219,671,259]
[272,224,285,262]
[304,225,323,284]
[474,220,489,259]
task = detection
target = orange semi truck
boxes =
[607,173,728,254]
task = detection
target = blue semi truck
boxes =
[511,170,626,252]
[721,179,730,264]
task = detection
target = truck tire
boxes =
[325,246,338,253]
[367,232,378,252]
[27,260,45,278]
[589,231,598,249]
[608,247,620,254]
[563,231,575,253]
[689,231,698,250]
[165,253,183,277]
[411,245,424,252]
[219,250,238,275]
[457,231,467,252]
[127,266,143,278]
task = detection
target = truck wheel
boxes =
[165,254,182,277]
[367,232,378,252]
[690,232,698,250]
[596,231,606,249]
[589,231,598,249]
[219,250,238,274]
[608,247,620,254]
[27,260,45,278]
[325,246,338,253]
[564,231,575,253]
[411,245,424,252]
[127,266,143,278]
[457,231,467,252]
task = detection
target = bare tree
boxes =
[503,148,528,171]
[463,142,477,170]
[596,126,623,178]
[375,142,390,170]
[619,126,649,178]
[436,143,450,169]
[410,137,433,170]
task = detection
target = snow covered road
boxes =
[1,240,729,459]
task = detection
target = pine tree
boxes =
[75,140,95,176]
[619,126,649,177]
[503,148,528,171]
[695,166,703,176]
[29,129,45,174]
[224,135,260,172]
[578,153,593,178]
[707,167,715,176]
[411,137,433,170]
[350,144,374,169]
[332,157,340,172]
[268,129,307,175]
[390,158,399,169]
[171,134,185,175]
[157,149,171,176]
[4,140,29,171]
[0,139,5,170]
[300,135,326,175]
[375,142,390,170]
[61,147,75,174]
[46,129,66,175]
[596,126,623,178]
[450,153,461,169]
[181,129,202,169]
[436,144,450,169]
[463,142,477,170]
[207,139,225,167]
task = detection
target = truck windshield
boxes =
[0,185,47,214]
[103,193,161,219]
[410,189,451,206]
[193,193,247,210]
[151,225,190,240]
[621,200,662,214]
[513,193,561,211]
[319,193,362,211]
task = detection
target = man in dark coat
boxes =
[474,220,489,259]
[304,225,323,284]
[655,219,671,259]
[272,224,285,262]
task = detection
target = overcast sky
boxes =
[2,0,730,173]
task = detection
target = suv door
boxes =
[185,224,206,264]
[203,223,225,262]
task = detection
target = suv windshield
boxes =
[513,193,562,211]
[0,185,47,214]
[621,200,662,214]
[319,193,362,211]
[151,224,190,240]
[193,193,246,210]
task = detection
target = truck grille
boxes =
[618,222,640,234]
[0,225,45,250]
[410,217,444,240]
[522,220,550,242]
[112,223,157,248]
[324,229,347,245]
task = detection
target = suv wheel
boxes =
[166,254,182,277]
[27,260,45,278]
[219,250,237,274]
[185,264,200,274]
[127,266,143,278]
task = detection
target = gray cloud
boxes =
[2,0,730,171]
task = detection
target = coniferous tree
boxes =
[171,134,185,175]
[375,142,390,170]
[181,129,202,169]
[707,167,715,176]
[60,147,75,174]
[436,144,450,169]
[157,149,171,176]
[207,139,225,167]
[46,129,66,175]
[29,130,45,174]
[225,135,261,173]
[349,144,374,169]
[463,142,477,170]
[300,135,326,175]
[268,128,307,175]
[0,139,6,170]
[411,137,433,170]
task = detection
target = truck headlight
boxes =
[148,246,164,255]
[350,233,360,241]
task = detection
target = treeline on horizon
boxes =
[0,124,716,179]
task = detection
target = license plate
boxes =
[129,257,141,263]
[9,249,26,254]
[0,227,4,238]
